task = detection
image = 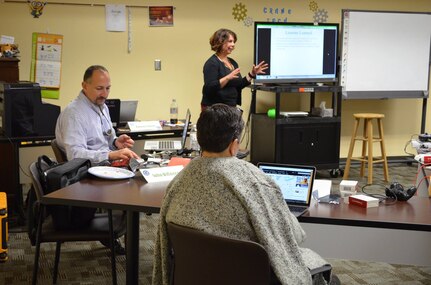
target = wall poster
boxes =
[30,32,63,99]
[149,6,173,27]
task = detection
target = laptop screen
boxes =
[257,163,315,206]
[120,100,138,123]
[105,99,120,127]
[181,109,191,149]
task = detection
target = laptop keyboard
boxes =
[159,141,175,149]
[288,205,305,213]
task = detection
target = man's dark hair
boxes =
[197,103,244,153]
[209,29,237,53]
[83,65,108,83]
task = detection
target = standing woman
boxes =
[201,28,268,110]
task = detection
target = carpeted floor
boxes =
[1,162,430,284]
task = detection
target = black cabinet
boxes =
[250,85,341,170]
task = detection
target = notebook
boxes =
[257,162,316,217]
[144,109,191,151]
[119,100,138,126]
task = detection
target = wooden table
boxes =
[42,173,168,285]
[42,175,431,284]
[299,196,431,266]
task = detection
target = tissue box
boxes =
[311,101,333,117]
[321,108,333,117]
[340,180,358,192]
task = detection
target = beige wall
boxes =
[1,0,430,183]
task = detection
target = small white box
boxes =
[339,180,358,192]
[340,189,357,198]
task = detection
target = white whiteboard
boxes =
[340,10,431,99]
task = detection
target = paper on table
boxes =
[127,121,162,132]
[312,179,332,198]
[139,165,183,183]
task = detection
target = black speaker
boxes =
[385,182,417,201]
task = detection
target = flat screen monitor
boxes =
[254,22,339,84]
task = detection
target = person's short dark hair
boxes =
[83,65,108,83]
[209,29,237,53]
[197,103,244,153]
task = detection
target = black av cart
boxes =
[250,84,342,176]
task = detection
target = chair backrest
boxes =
[51,139,67,163]
[167,222,271,285]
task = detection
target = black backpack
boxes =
[28,156,96,237]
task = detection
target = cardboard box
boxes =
[340,180,358,192]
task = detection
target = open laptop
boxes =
[257,162,316,217]
[105,99,121,128]
[144,109,191,151]
[119,100,138,127]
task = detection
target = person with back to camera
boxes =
[55,65,139,254]
[152,104,339,285]
[201,28,268,110]
[55,65,139,164]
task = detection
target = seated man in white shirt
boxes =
[55,65,139,254]
[55,65,139,164]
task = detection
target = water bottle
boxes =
[170,99,178,124]
[189,124,200,151]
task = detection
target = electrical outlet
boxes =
[154,59,161,71]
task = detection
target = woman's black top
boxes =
[201,54,250,107]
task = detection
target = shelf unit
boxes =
[250,84,342,170]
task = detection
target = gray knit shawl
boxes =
[152,156,328,285]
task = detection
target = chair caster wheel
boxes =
[329,169,343,178]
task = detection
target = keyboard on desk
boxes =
[159,141,175,149]
[288,205,308,217]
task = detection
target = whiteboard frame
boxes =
[340,10,431,99]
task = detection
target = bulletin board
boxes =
[30,32,63,99]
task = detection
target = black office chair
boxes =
[51,139,68,163]
[166,222,271,285]
[28,161,126,285]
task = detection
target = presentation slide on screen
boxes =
[270,28,324,76]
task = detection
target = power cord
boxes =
[240,90,253,149]
[403,134,419,157]
[4,134,31,178]
[360,184,397,205]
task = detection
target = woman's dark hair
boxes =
[209,29,237,53]
[83,65,108,83]
[197,103,244,153]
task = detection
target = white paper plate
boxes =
[88,166,135,180]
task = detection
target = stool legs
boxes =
[343,115,389,184]
[378,118,389,182]
[360,119,368,178]
[366,118,374,185]
[343,117,360,180]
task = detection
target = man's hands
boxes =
[109,148,139,161]
[115,134,134,149]
[109,134,139,161]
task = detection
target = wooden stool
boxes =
[343,113,389,184]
